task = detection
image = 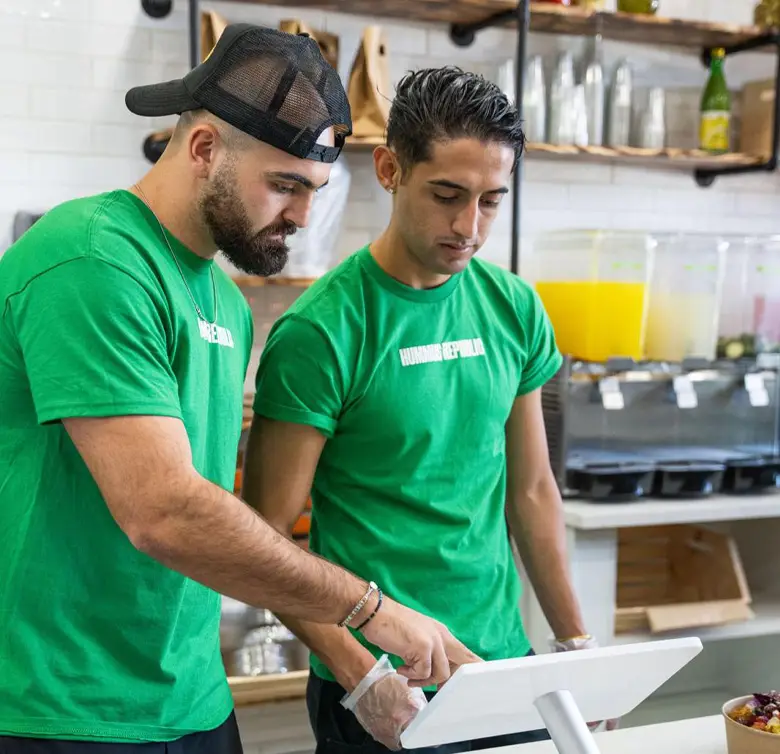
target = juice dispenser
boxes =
[531,230,654,363]
[718,235,780,359]
[645,233,726,363]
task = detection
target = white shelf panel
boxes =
[612,597,780,646]
[563,493,780,531]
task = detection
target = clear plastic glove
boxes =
[341,655,428,751]
[550,635,620,733]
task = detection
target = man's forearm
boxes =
[276,614,378,691]
[135,475,368,625]
[507,480,587,640]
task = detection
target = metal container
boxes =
[639,87,666,149]
[523,55,547,143]
[608,59,633,147]
[549,52,575,145]
[226,625,310,677]
[584,37,605,147]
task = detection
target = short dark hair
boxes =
[386,66,525,170]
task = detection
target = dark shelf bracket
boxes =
[449,8,517,47]
[140,0,200,68]
[140,0,173,19]
[696,31,780,187]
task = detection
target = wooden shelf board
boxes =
[229,670,309,707]
[612,595,780,646]
[345,136,384,151]
[345,136,766,172]
[527,4,769,51]
[231,0,770,52]
[526,142,766,171]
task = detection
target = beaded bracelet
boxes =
[354,588,383,632]
[338,581,378,628]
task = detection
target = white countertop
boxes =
[481,716,726,753]
[562,492,780,530]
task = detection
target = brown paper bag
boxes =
[347,26,391,140]
[201,9,229,62]
[279,19,339,72]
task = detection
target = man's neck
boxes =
[129,166,217,260]
[370,225,451,291]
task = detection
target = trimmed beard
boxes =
[200,163,296,277]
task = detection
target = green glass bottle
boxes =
[699,48,731,154]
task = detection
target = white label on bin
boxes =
[602,392,625,411]
[745,374,770,407]
[673,375,698,410]
[599,377,624,410]
[624,371,652,382]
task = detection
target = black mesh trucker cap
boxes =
[125,23,352,163]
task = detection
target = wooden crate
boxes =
[615,524,754,635]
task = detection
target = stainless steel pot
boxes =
[226,625,309,677]
[220,600,281,654]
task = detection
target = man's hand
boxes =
[360,598,483,687]
[349,671,428,750]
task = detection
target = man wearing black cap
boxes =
[0,25,479,754]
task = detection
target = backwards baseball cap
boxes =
[125,23,352,163]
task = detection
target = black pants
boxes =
[0,712,243,754]
[306,659,549,754]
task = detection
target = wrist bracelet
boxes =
[354,588,383,632]
[557,633,593,643]
[338,581,378,628]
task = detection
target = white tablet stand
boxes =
[401,637,703,754]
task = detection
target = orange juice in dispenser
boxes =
[532,230,654,363]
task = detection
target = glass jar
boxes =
[618,0,659,13]
[645,233,726,363]
[755,0,780,28]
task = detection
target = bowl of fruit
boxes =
[723,692,780,753]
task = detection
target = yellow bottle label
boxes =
[700,111,730,152]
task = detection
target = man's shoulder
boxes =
[467,257,539,309]
[281,250,367,323]
[260,250,367,363]
[0,192,133,302]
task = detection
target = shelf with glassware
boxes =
[141,0,780,277]
[448,9,780,194]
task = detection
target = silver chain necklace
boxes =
[133,184,218,325]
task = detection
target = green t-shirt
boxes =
[253,246,562,682]
[0,191,253,742]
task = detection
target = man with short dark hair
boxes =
[243,66,595,754]
[0,33,477,754]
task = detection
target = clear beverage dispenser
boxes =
[717,235,780,359]
[645,233,726,363]
[531,230,654,363]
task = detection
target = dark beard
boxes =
[200,170,296,277]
